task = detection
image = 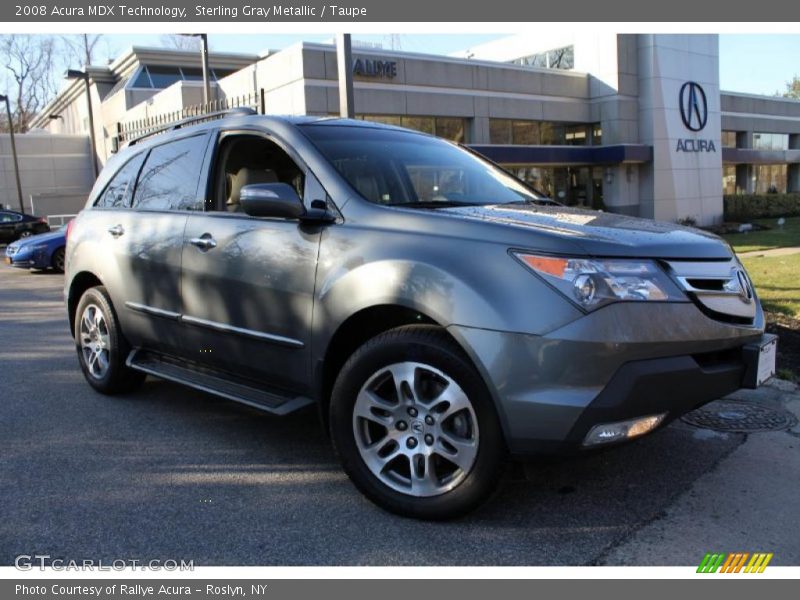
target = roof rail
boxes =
[127,107,257,146]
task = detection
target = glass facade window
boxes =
[129,65,237,89]
[511,45,575,70]
[512,120,538,145]
[722,131,738,148]
[357,115,468,142]
[722,165,738,195]
[489,119,597,146]
[402,116,435,135]
[754,164,788,193]
[508,165,603,209]
[753,132,790,151]
[360,115,402,127]
[489,119,512,144]
[435,118,467,144]
[592,125,602,145]
[565,125,587,145]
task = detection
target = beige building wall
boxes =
[0,133,94,216]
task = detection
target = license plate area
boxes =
[742,334,778,388]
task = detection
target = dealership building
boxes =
[25,33,800,225]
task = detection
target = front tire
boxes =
[330,325,505,519]
[51,247,65,273]
[74,286,145,394]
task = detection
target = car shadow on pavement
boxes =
[28,376,742,565]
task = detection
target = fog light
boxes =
[582,413,666,447]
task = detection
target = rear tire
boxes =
[329,325,505,520]
[74,286,145,394]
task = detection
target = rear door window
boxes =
[95,152,146,208]
[132,134,209,211]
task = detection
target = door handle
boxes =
[107,224,124,238]
[189,235,217,251]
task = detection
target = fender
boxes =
[310,224,584,362]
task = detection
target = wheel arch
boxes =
[315,304,470,429]
[67,271,104,336]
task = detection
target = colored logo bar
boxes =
[697,552,773,573]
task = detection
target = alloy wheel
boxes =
[79,303,111,379]
[352,361,479,497]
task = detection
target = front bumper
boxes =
[5,248,47,269]
[449,301,766,455]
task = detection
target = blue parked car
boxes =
[4,226,67,272]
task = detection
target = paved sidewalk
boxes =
[600,379,800,566]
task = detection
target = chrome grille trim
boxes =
[665,258,756,321]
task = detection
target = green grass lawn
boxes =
[722,217,800,253]
[741,254,800,319]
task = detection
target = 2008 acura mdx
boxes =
[65,112,777,519]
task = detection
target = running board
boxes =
[126,349,314,416]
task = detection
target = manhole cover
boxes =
[681,399,797,433]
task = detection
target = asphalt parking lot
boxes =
[1,265,798,566]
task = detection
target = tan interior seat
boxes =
[227,167,279,212]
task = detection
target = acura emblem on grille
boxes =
[724,269,752,303]
[736,269,753,303]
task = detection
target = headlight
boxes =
[513,253,685,310]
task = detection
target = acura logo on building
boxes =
[679,82,708,132]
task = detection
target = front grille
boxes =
[664,258,756,325]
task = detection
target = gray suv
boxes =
[65,112,776,519]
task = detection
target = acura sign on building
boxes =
[677,81,717,152]
[637,36,723,224]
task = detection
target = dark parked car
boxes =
[0,210,50,244]
[5,226,67,272]
[64,112,776,519]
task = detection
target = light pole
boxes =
[65,69,99,179]
[336,34,355,118]
[0,93,25,214]
[180,33,211,105]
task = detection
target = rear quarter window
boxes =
[95,152,146,208]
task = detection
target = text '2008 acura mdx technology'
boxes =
[65,110,777,519]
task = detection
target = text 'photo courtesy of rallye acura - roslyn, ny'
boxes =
[63,110,777,519]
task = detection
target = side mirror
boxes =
[239,183,306,219]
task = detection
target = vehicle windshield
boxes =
[301,124,547,207]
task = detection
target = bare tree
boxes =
[0,35,58,132]
[160,34,203,52]
[61,34,105,68]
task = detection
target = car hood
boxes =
[10,229,64,248]
[434,203,733,259]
